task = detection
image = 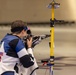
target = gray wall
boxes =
[0,0,76,22]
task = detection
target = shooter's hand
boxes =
[27,37,32,48]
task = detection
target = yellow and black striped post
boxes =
[47,0,60,75]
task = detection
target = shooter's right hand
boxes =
[27,37,32,48]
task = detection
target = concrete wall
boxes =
[0,0,76,22]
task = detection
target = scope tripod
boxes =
[41,0,60,75]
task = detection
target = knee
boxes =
[1,71,14,75]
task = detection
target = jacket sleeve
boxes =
[15,39,34,68]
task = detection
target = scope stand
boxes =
[41,0,60,75]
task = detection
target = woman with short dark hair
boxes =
[0,20,35,75]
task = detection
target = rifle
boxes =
[23,30,50,49]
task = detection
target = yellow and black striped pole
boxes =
[47,0,60,75]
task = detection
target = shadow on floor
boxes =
[38,56,76,70]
